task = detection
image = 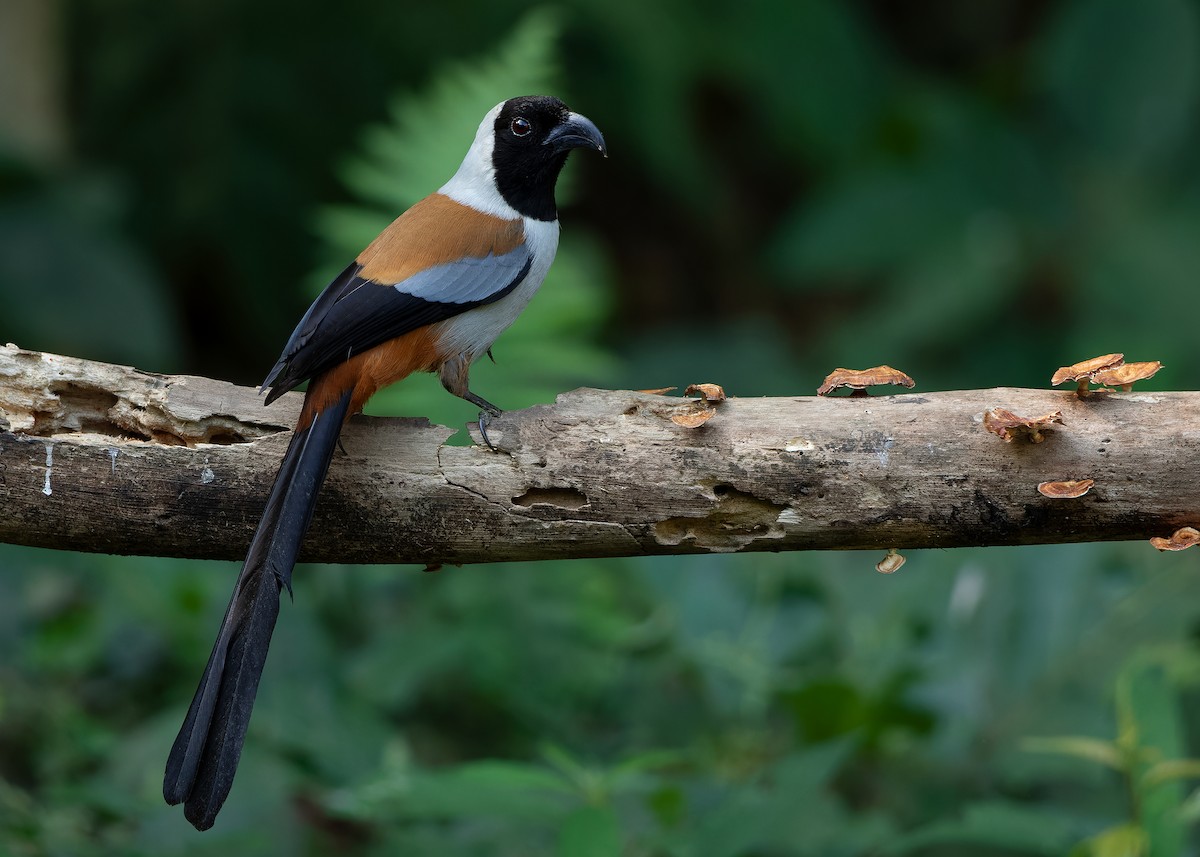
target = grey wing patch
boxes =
[393,244,533,304]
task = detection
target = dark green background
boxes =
[3,2,1199,854]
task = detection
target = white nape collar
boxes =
[439,102,522,220]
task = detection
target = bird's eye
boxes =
[511,117,532,137]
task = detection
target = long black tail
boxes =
[163,389,352,830]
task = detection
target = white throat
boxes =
[439,102,523,220]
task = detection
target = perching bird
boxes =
[163,95,605,830]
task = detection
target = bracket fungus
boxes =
[983,408,1064,443]
[684,383,727,403]
[1094,361,1163,392]
[817,366,915,397]
[670,382,726,428]
[1051,353,1124,398]
[1037,479,1094,499]
[876,549,906,574]
[670,408,716,428]
[1150,527,1200,552]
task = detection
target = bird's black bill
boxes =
[543,113,606,156]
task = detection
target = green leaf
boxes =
[610,748,689,777]
[1121,663,1186,857]
[1141,759,1200,789]
[1084,823,1148,857]
[883,800,1079,856]
[541,744,609,804]
[1022,736,1126,771]
[1177,786,1200,823]
[647,785,685,829]
[558,805,621,857]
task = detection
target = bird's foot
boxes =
[477,408,503,451]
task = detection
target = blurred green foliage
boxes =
[3,2,1200,855]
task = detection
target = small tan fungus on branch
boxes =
[876,549,906,574]
[684,383,727,403]
[817,366,915,397]
[1095,361,1163,392]
[670,382,726,428]
[1150,526,1200,552]
[983,408,1065,443]
[1037,479,1095,499]
[1051,353,1124,398]
[670,409,716,428]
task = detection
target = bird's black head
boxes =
[492,95,606,222]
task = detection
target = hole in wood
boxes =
[512,486,588,510]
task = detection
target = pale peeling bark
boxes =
[1,344,1197,564]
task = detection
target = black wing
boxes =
[261,246,532,403]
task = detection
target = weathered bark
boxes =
[0,344,1197,564]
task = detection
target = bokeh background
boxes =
[3,1,1200,854]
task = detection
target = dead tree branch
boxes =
[1,344,1196,564]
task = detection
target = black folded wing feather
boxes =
[262,247,533,403]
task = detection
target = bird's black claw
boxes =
[486,348,496,365]
[478,411,498,451]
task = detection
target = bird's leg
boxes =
[440,355,503,451]
[463,391,503,451]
